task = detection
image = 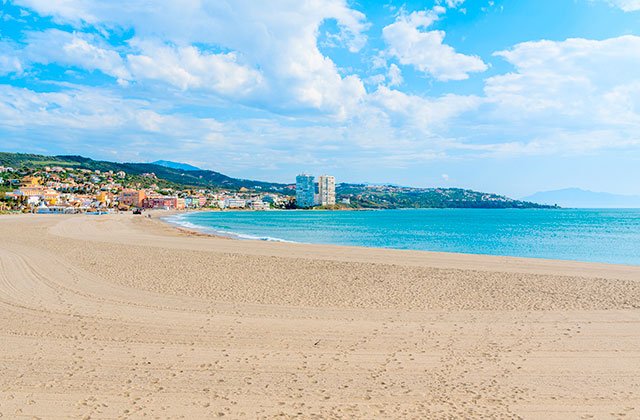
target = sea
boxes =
[164,208,640,266]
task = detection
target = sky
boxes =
[0,0,639,198]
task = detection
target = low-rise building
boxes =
[143,195,183,210]
[249,200,270,210]
[119,189,147,208]
[184,196,206,208]
[222,198,246,209]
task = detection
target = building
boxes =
[143,195,182,209]
[96,191,114,205]
[21,176,41,187]
[296,174,315,208]
[222,198,246,209]
[318,175,336,206]
[249,200,270,210]
[119,189,146,208]
[184,196,206,208]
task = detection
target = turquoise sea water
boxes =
[166,209,640,265]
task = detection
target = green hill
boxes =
[337,184,554,209]
[0,152,554,209]
[0,152,289,192]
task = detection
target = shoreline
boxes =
[155,209,640,271]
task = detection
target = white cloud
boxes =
[387,63,403,87]
[19,29,262,96]
[604,0,640,11]
[0,84,239,162]
[440,0,466,8]
[24,29,129,81]
[462,35,640,157]
[14,0,369,117]
[126,40,262,96]
[0,54,22,76]
[6,0,640,169]
[382,8,487,81]
[0,42,23,75]
[0,84,220,134]
[488,36,640,125]
[369,85,482,132]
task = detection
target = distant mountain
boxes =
[522,188,640,208]
[151,160,201,171]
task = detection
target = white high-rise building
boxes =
[318,175,336,206]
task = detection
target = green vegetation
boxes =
[0,152,555,209]
[337,184,556,209]
[0,152,289,192]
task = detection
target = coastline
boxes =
[157,209,640,273]
[1,213,639,418]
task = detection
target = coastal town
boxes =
[0,164,340,213]
[0,152,551,213]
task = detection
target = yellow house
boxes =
[21,176,41,187]
[44,189,60,205]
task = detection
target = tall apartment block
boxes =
[318,175,336,206]
[295,174,316,208]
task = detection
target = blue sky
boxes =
[1,0,639,197]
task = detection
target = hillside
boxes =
[0,152,289,192]
[338,184,554,209]
[0,152,553,209]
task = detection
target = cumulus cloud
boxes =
[370,86,481,130]
[4,0,640,170]
[19,28,262,96]
[125,40,263,95]
[488,36,640,125]
[24,29,130,81]
[382,8,487,81]
[458,35,640,157]
[14,0,368,117]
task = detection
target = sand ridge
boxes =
[0,213,639,418]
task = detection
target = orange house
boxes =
[119,189,146,208]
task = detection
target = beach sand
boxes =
[1,213,639,418]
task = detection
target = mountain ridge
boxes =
[151,160,201,171]
[0,152,288,192]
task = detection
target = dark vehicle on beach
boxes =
[132,208,142,215]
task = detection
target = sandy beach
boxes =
[1,212,639,419]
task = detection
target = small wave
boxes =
[161,215,296,243]
[214,229,297,243]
